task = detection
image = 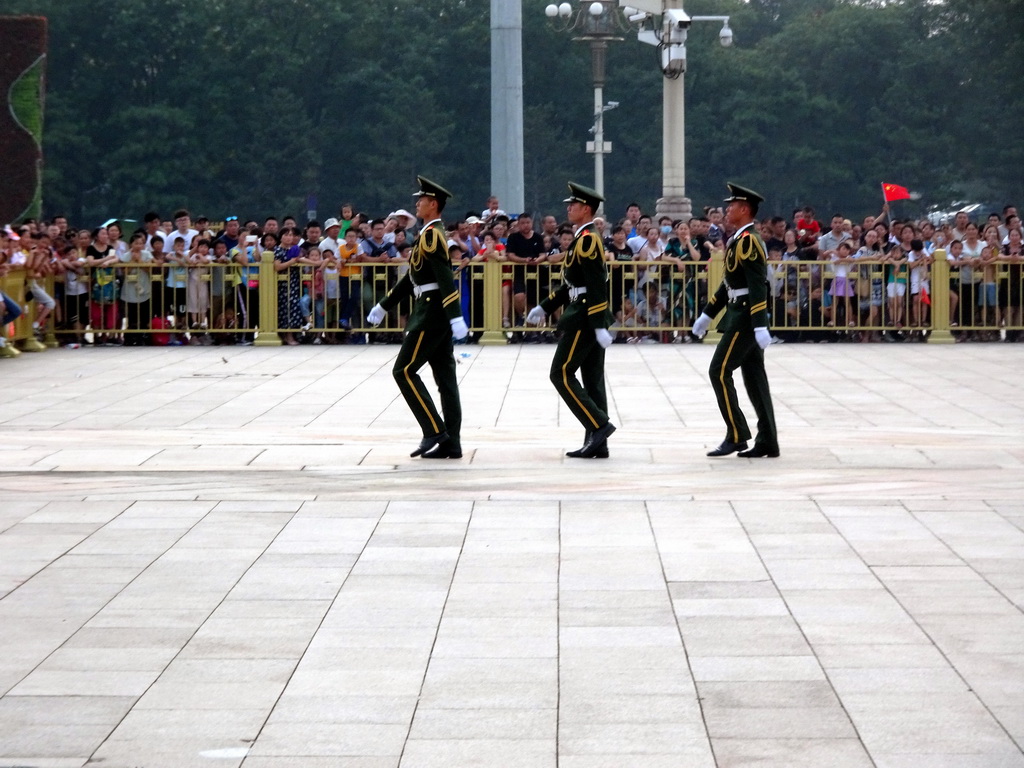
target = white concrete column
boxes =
[491,0,525,214]
[593,82,605,207]
[656,0,692,220]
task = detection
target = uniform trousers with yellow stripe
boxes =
[549,301,609,431]
[709,298,778,450]
[392,292,461,446]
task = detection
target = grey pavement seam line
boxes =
[908,503,1024,618]
[83,500,298,764]
[732,499,879,768]
[818,498,1024,761]
[240,499,388,765]
[555,499,562,768]
[643,499,720,768]
[864,507,1024,755]
[0,498,213,700]
[396,499,474,767]
[0,501,125,600]
[0,498,192,698]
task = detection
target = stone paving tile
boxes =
[712,737,874,768]
[1,346,1023,766]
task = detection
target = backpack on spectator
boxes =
[151,315,170,346]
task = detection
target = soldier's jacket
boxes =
[540,224,613,330]
[380,220,461,329]
[702,224,770,333]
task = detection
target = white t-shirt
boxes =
[165,228,198,252]
[319,235,339,256]
[908,250,929,291]
[65,253,89,296]
[830,251,852,279]
[119,250,154,302]
[959,240,983,284]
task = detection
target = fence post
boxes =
[0,273,21,357]
[43,274,59,347]
[477,260,506,345]
[928,248,954,344]
[254,251,282,346]
[706,247,725,334]
[10,271,46,352]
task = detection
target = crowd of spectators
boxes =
[1,196,1021,354]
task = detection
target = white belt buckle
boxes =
[413,282,440,298]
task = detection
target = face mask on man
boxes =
[660,225,672,235]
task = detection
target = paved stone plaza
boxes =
[1,342,1023,768]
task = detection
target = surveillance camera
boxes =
[719,22,733,47]
[607,101,619,108]
[664,8,690,29]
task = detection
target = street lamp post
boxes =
[621,1,732,220]
[544,1,627,213]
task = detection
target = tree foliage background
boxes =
[4,0,1022,224]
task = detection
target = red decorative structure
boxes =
[0,15,47,224]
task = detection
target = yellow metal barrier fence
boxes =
[4,248,1022,355]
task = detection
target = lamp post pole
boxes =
[658,44,688,220]
[620,2,732,219]
[545,1,624,215]
[586,41,610,214]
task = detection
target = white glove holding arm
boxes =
[366,303,386,326]
[691,312,712,338]
[754,327,772,350]
[525,306,546,325]
[595,328,614,349]
[450,317,469,340]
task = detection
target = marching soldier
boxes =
[527,182,616,458]
[367,176,468,459]
[692,182,779,458]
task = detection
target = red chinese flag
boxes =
[882,182,911,202]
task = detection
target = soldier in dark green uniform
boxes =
[367,176,468,459]
[692,182,779,458]
[526,182,616,459]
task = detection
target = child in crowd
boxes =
[945,239,963,332]
[165,235,189,335]
[210,239,241,344]
[907,238,932,337]
[827,241,857,331]
[337,227,362,334]
[318,243,340,343]
[634,281,668,343]
[86,226,120,344]
[473,231,512,328]
[978,244,998,339]
[885,245,908,329]
[119,232,154,345]
[186,238,211,336]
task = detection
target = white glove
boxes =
[691,313,712,338]
[754,327,771,350]
[595,328,614,349]
[366,303,386,326]
[525,306,546,325]
[450,317,469,340]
